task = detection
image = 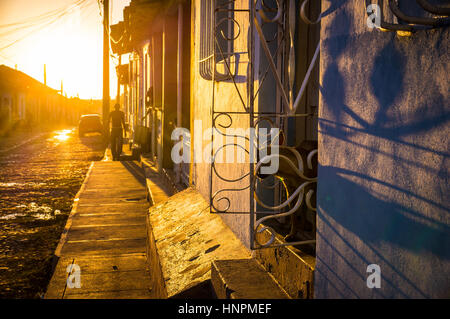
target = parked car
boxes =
[78,114,103,137]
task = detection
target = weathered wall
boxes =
[191,0,253,248]
[315,0,449,298]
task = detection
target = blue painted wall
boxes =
[315,0,449,298]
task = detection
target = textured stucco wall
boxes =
[315,0,449,298]
[191,0,252,248]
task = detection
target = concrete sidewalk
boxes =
[45,159,169,299]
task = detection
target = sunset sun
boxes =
[0,0,129,99]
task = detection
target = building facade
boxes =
[0,65,60,131]
[112,0,449,298]
[0,64,92,133]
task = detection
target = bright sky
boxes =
[0,0,130,99]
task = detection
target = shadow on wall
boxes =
[316,5,450,298]
[320,9,449,142]
[319,165,450,260]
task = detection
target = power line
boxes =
[0,1,89,47]
[0,0,91,52]
[0,0,86,30]
[97,0,103,20]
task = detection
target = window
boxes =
[199,0,236,81]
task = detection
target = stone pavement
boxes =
[0,131,48,154]
[45,157,170,299]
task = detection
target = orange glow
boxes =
[53,129,73,142]
[0,0,131,99]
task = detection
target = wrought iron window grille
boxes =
[199,0,240,81]
[208,0,321,250]
[365,0,450,35]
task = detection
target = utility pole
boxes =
[44,64,47,86]
[116,55,121,103]
[103,0,110,134]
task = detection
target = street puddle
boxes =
[47,129,74,146]
[0,182,19,187]
[0,182,46,188]
[0,213,26,220]
[0,203,62,220]
[54,129,72,142]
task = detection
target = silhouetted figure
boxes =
[108,104,126,161]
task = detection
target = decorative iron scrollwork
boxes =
[253,138,318,248]
[209,0,320,250]
[199,0,239,81]
[365,0,450,34]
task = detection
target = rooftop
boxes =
[0,64,58,94]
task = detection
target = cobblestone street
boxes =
[0,129,105,298]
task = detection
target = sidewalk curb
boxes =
[54,160,95,256]
[44,160,154,299]
[140,156,155,207]
[45,161,95,296]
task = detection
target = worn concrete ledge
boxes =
[140,157,314,299]
[211,259,290,299]
[146,188,252,298]
[254,229,315,299]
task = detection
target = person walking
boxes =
[108,103,126,161]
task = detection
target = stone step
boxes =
[211,258,290,299]
[144,188,251,298]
